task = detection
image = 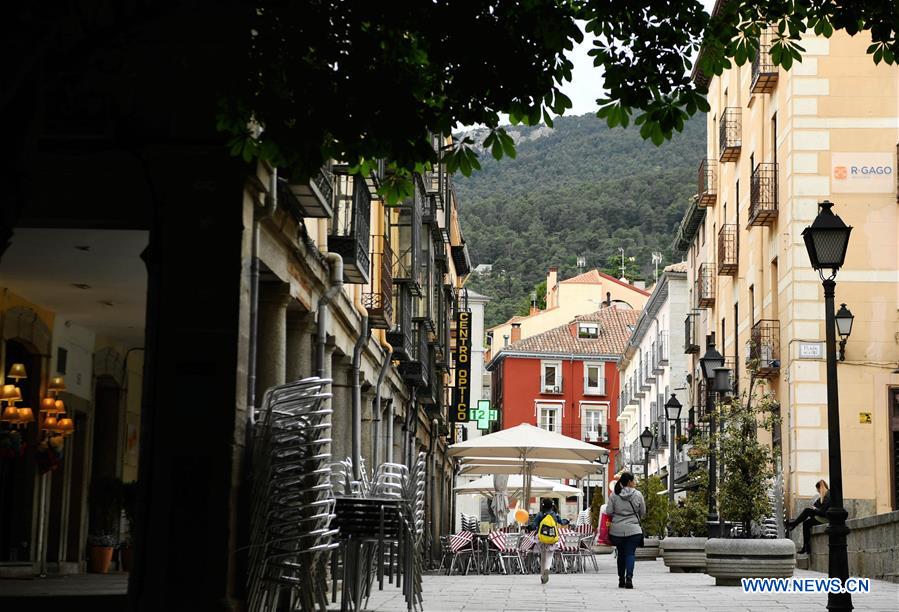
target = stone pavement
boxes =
[359,555,899,611]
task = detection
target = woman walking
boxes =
[786,479,830,554]
[605,472,645,589]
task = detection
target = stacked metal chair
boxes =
[245,377,338,612]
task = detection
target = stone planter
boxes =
[705,538,796,586]
[635,537,660,560]
[660,537,707,572]
[592,544,614,555]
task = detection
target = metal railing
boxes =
[684,312,700,354]
[363,234,394,329]
[718,107,742,162]
[698,158,718,207]
[748,319,780,377]
[749,163,778,226]
[751,29,778,94]
[717,224,738,276]
[696,263,716,308]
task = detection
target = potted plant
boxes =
[120,481,137,571]
[661,468,709,572]
[635,474,666,560]
[88,477,123,573]
[704,378,795,586]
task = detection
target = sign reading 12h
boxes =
[470,399,498,431]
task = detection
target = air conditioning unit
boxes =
[587,430,598,442]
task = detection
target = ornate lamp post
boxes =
[699,334,724,536]
[639,426,654,483]
[664,394,683,503]
[802,200,853,612]
[712,365,732,537]
[596,452,609,505]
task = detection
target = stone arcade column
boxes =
[330,355,353,465]
[256,283,290,400]
[285,310,314,382]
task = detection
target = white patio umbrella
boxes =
[455,474,581,498]
[457,457,600,479]
[448,423,605,509]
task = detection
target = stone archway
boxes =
[93,347,124,389]
[2,306,52,357]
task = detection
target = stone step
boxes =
[796,554,810,570]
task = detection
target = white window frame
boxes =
[583,362,606,396]
[535,400,564,433]
[540,360,562,394]
[577,322,599,338]
[580,402,609,443]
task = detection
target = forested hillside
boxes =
[455,114,705,328]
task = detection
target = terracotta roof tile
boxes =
[504,307,639,356]
[664,261,688,273]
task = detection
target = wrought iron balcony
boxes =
[399,324,430,387]
[328,173,371,284]
[387,285,414,361]
[644,355,657,384]
[698,159,718,207]
[717,224,738,276]
[751,30,778,94]
[723,357,739,396]
[748,319,780,378]
[652,340,663,374]
[718,107,742,162]
[657,331,669,365]
[556,424,609,446]
[684,312,700,354]
[363,234,394,329]
[696,263,716,308]
[390,179,423,295]
[749,163,778,226]
[286,164,334,218]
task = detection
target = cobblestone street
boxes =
[360,556,899,611]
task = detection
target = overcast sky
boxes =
[562,1,717,116]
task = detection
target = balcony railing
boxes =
[696,263,716,308]
[391,178,423,294]
[399,324,430,387]
[697,159,718,207]
[645,354,657,383]
[652,340,663,373]
[584,377,607,396]
[748,319,780,378]
[717,224,738,276]
[329,173,372,284]
[718,107,742,162]
[751,30,778,94]
[657,331,669,365]
[286,164,334,218]
[684,312,700,354]
[387,285,414,361]
[723,357,739,396]
[749,163,778,226]
[539,423,610,446]
[363,234,394,329]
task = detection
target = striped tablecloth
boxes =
[487,530,508,552]
[518,532,537,551]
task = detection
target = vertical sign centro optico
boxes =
[452,310,472,422]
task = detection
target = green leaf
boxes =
[491,140,503,160]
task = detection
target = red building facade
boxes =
[486,307,640,478]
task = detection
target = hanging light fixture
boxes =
[48,376,66,394]
[57,417,75,435]
[54,399,66,414]
[7,363,27,382]
[40,397,58,413]
[17,407,34,424]
[43,414,60,432]
[1,385,22,405]
[1,404,20,422]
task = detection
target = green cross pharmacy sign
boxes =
[470,400,498,431]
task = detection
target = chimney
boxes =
[511,323,522,344]
[634,280,646,290]
[546,266,559,309]
[603,291,612,307]
[529,291,539,316]
[503,334,510,347]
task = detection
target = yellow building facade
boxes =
[678,30,899,518]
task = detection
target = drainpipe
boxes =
[316,253,344,377]
[372,338,393,471]
[351,314,370,481]
[385,398,395,464]
[403,388,417,467]
[248,168,278,424]
[428,418,438,562]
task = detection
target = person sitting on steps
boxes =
[785,479,830,555]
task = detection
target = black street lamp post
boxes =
[665,394,683,503]
[835,304,854,361]
[639,426,654,484]
[712,365,732,537]
[699,333,724,536]
[802,200,853,612]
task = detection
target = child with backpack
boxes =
[527,498,570,584]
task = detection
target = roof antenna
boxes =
[577,255,586,274]
[652,252,663,282]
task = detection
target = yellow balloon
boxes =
[514,509,529,525]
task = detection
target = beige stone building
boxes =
[488,267,650,353]
[676,28,899,520]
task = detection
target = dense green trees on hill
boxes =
[455,113,704,328]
